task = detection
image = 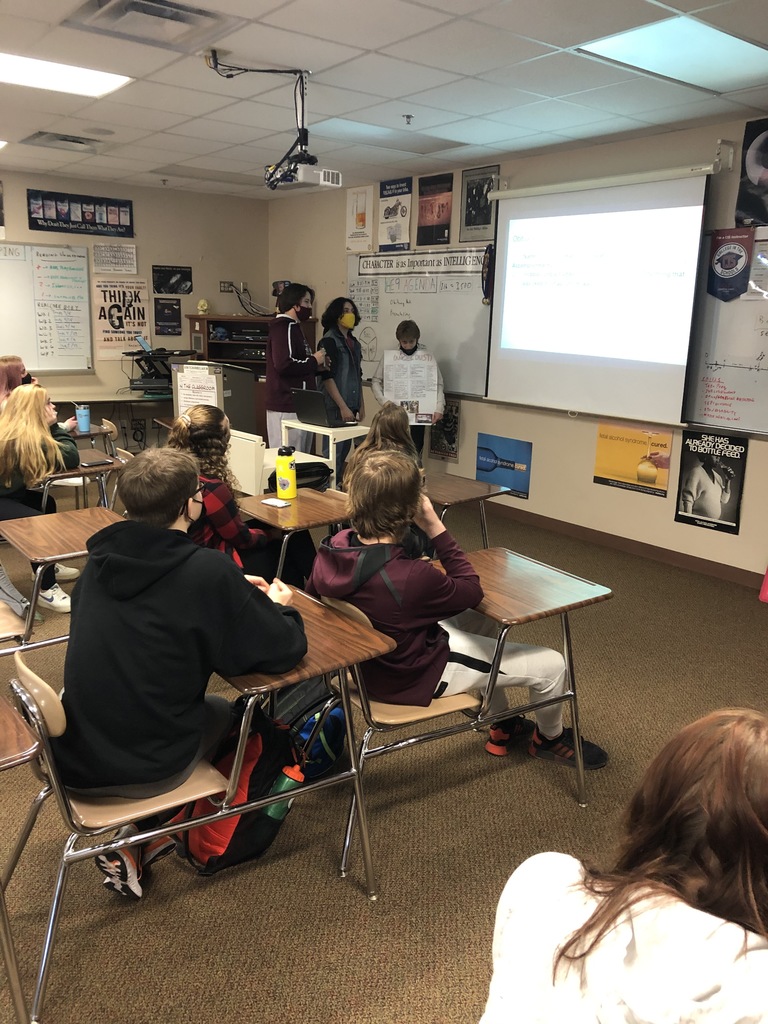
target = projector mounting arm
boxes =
[205,51,316,190]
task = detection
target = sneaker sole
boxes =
[142,838,177,870]
[96,852,142,899]
[529,746,607,771]
[38,600,71,614]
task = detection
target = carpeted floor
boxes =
[0,495,765,1023]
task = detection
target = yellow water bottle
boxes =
[275,445,297,500]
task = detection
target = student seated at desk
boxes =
[481,709,768,1024]
[52,447,307,900]
[306,449,608,769]
[0,354,77,431]
[167,404,316,587]
[0,384,81,613]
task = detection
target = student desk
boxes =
[225,589,395,899]
[279,418,369,473]
[426,476,511,548]
[71,423,116,455]
[41,453,123,510]
[0,508,122,646]
[238,488,348,579]
[0,698,40,1023]
[462,547,613,805]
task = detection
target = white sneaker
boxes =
[54,563,80,581]
[39,584,71,614]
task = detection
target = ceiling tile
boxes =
[209,99,303,131]
[354,99,464,132]
[27,25,181,77]
[567,76,712,115]
[382,20,554,75]
[552,114,653,139]
[403,77,536,116]
[0,0,84,20]
[104,80,233,116]
[213,22,363,71]
[493,97,638,132]
[473,0,668,48]
[261,0,450,48]
[0,14,58,50]
[481,52,643,95]
[411,0,500,12]
[697,0,768,47]
[264,81,383,118]
[73,99,189,131]
[314,54,460,98]
[165,118,268,144]
[147,55,275,99]
[421,118,535,146]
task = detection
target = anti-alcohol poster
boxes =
[417,173,453,247]
[378,177,411,252]
[675,429,748,534]
[594,423,673,497]
[93,277,149,360]
[346,185,374,253]
[429,397,459,461]
[476,433,532,499]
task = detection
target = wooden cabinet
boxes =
[185,313,317,438]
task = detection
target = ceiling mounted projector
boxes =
[282,165,342,188]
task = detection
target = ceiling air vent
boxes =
[20,132,104,155]
[64,0,245,52]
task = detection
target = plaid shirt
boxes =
[189,475,267,568]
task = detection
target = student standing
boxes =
[318,296,364,483]
[265,283,326,451]
[371,320,444,459]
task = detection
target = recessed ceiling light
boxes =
[578,17,768,94]
[0,53,131,97]
[0,141,7,150]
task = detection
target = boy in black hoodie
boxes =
[307,450,607,771]
[53,447,307,897]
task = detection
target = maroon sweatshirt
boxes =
[306,528,483,706]
[265,314,319,412]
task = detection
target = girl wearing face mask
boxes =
[318,296,364,484]
[0,354,78,431]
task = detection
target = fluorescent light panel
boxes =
[580,17,768,94]
[0,53,131,97]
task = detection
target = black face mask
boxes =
[399,343,418,356]
[20,373,32,385]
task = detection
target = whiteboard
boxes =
[347,249,490,396]
[0,243,91,372]
[684,228,768,433]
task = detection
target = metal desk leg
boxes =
[0,879,30,1024]
[22,567,47,644]
[341,665,378,900]
[95,471,108,508]
[479,499,490,548]
[275,531,294,581]
[561,611,587,807]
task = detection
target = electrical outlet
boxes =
[131,418,145,433]
[239,281,248,291]
[220,280,233,292]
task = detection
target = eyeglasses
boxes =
[189,486,204,507]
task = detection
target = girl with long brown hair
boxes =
[168,404,314,586]
[481,708,768,1023]
[0,384,80,612]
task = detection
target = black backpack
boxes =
[173,701,300,875]
[267,462,333,492]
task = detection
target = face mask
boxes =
[399,343,418,356]
[339,312,356,331]
[20,373,32,385]
[296,306,312,322]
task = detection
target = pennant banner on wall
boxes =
[707,227,754,301]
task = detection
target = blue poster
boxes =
[476,433,532,498]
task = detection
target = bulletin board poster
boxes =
[28,189,134,237]
[476,432,532,499]
[429,397,459,461]
[675,429,748,534]
[378,177,411,252]
[417,173,453,247]
[154,297,181,336]
[93,277,149,360]
[346,185,374,253]
[593,423,672,498]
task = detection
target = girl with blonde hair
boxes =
[168,404,315,586]
[482,708,768,1023]
[0,384,80,612]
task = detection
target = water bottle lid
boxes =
[277,445,295,456]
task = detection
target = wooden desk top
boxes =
[226,589,395,694]
[0,697,39,771]
[45,453,122,483]
[464,547,613,627]
[0,507,122,562]
[71,424,113,440]
[426,476,510,507]
[239,488,348,532]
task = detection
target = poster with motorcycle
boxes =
[378,177,411,252]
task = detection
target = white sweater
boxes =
[481,852,768,1024]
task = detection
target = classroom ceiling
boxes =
[0,0,767,199]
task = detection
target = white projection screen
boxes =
[486,174,708,424]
